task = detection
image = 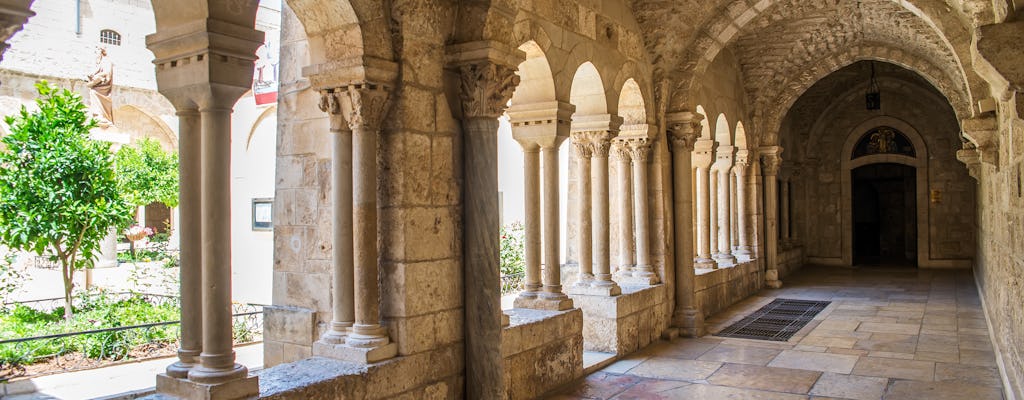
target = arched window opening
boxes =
[852,126,916,159]
[100,29,121,46]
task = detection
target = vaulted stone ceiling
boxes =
[629,0,994,128]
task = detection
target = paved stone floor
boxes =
[552,265,1006,400]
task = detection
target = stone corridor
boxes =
[553,265,1004,400]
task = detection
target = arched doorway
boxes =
[852,163,917,266]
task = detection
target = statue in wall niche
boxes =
[86,46,114,127]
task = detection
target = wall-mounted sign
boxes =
[253,30,279,105]
[252,198,273,231]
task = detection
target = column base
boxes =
[313,340,398,364]
[188,361,248,385]
[672,308,705,338]
[567,281,621,296]
[319,323,351,345]
[166,349,202,379]
[617,274,660,286]
[766,279,783,289]
[613,266,633,280]
[573,273,595,287]
[513,293,574,311]
[160,370,257,400]
[713,253,736,265]
[695,257,718,269]
[765,269,782,289]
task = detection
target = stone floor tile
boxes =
[914,350,958,363]
[959,337,994,351]
[809,372,888,400]
[934,362,1003,387]
[852,357,935,381]
[857,322,921,335]
[868,351,916,360]
[707,363,822,394]
[828,348,869,356]
[645,339,718,360]
[602,358,647,375]
[624,357,723,381]
[853,333,918,354]
[816,320,861,331]
[559,371,644,399]
[768,349,860,374]
[959,349,998,367]
[800,335,858,348]
[606,380,692,400]
[697,344,783,365]
[658,384,809,399]
[793,344,828,352]
[883,379,1003,400]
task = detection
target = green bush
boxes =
[500,222,526,276]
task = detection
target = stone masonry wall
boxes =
[974,100,1024,397]
[502,309,584,399]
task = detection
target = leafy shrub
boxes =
[499,222,526,276]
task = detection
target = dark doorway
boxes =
[852,163,917,266]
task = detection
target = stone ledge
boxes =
[570,285,668,354]
[154,374,259,400]
[502,308,584,400]
[502,308,583,357]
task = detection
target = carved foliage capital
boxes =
[761,154,783,176]
[627,138,652,163]
[319,83,392,132]
[456,61,520,119]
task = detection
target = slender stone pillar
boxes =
[591,133,621,295]
[572,136,594,286]
[316,89,354,344]
[734,154,752,258]
[540,142,572,309]
[694,139,717,269]
[729,168,738,250]
[189,103,247,384]
[628,139,658,283]
[714,145,735,264]
[761,147,784,289]
[450,48,522,400]
[166,107,201,378]
[612,141,634,278]
[668,112,704,337]
[519,142,542,299]
[780,178,791,246]
[341,84,395,357]
[709,171,718,259]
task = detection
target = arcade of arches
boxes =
[0,0,1020,399]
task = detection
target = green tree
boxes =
[114,137,179,209]
[0,81,132,319]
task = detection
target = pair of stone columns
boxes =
[612,137,659,284]
[692,139,717,269]
[712,146,737,265]
[509,101,574,311]
[313,84,397,363]
[569,118,623,296]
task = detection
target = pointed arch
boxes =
[714,114,731,146]
[510,41,556,105]
[570,62,608,116]
[617,78,646,127]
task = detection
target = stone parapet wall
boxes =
[778,246,805,278]
[502,309,584,399]
[695,260,761,318]
[570,285,668,354]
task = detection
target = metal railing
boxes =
[500,273,524,296]
[0,294,263,382]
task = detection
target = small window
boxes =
[100,29,121,46]
[252,198,273,231]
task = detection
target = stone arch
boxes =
[511,41,557,105]
[714,113,731,146]
[617,78,646,127]
[734,121,748,150]
[247,105,278,151]
[839,116,930,267]
[611,62,655,126]
[758,46,971,145]
[695,105,711,140]
[114,104,177,150]
[570,62,609,116]
[284,0,392,64]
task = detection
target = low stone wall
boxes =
[779,246,805,278]
[263,305,317,366]
[695,260,761,318]
[570,285,669,355]
[502,308,583,399]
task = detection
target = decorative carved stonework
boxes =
[456,61,520,119]
[761,154,782,176]
[342,83,391,132]
[572,140,593,159]
[627,138,652,163]
[666,112,703,152]
[611,140,631,161]
[591,138,611,158]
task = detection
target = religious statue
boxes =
[867,127,897,154]
[86,46,114,126]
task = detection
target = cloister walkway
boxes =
[553,265,1006,400]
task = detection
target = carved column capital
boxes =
[591,137,612,158]
[319,83,392,132]
[627,138,652,163]
[956,143,982,180]
[666,111,703,152]
[611,140,631,161]
[318,89,348,132]
[761,154,782,176]
[961,116,1000,168]
[455,61,520,119]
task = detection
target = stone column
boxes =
[714,146,735,264]
[342,84,396,359]
[591,134,621,294]
[761,147,784,289]
[316,89,354,344]
[780,177,790,247]
[709,171,718,258]
[540,140,572,309]
[628,138,658,284]
[667,112,704,337]
[165,107,201,378]
[734,152,752,258]
[188,98,247,384]
[518,141,542,299]
[729,169,738,251]
[694,139,717,269]
[449,47,522,400]
[613,141,634,278]
[571,136,594,286]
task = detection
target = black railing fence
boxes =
[0,293,263,382]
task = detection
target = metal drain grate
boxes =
[714,298,831,342]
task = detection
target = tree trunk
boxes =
[62,262,73,319]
